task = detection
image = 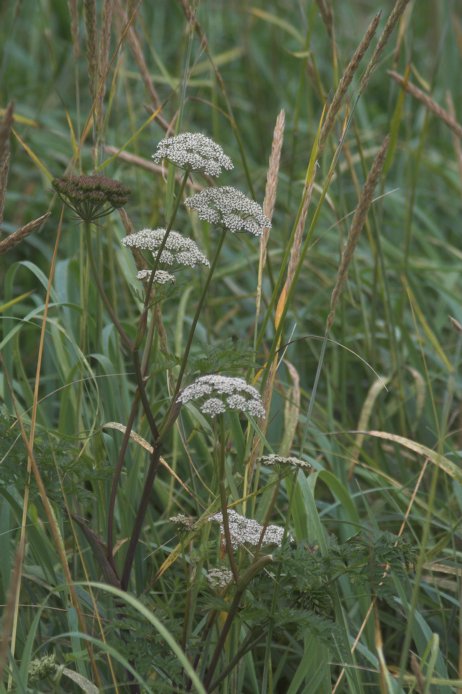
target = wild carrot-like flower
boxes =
[136,269,176,284]
[169,514,196,531]
[185,186,270,237]
[209,509,286,548]
[121,228,209,269]
[52,174,130,223]
[257,454,313,472]
[152,132,234,177]
[206,567,234,589]
[177,375,265,419]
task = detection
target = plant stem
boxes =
[109,170,190,587]
[120,444,162,590]
[135,168,191,350]
[203,554,273,689]
[218,416,239,582]
[107,393,141,562]
[84,223,134,352]
[162,226,227,434]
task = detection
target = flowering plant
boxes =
[152,132,234,177]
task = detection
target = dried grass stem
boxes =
[327,136,390,331]
[389,71,462,139]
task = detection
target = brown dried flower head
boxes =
[52,174,131,223]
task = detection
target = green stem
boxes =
[161,226,227,435]
[107,393,140,562]
[110,171,190,589]
[135,168,191,351]
[84,223,134,353]
[120,444,162,591]
[203,554,274,689]
[218,416,239,582]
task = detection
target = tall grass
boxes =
[1,0,462,691]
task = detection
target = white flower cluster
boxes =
[258,454,313,472]
[206,567,234,590]
[121,229,209,268]
[152,133,234,177]
[169,514,196,531]
[209,510,286,549]
[136,269,176,284]
[177,375,265,419]
[185,186,270,237]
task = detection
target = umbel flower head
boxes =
[258,454,313,473]
[209,510,287,549]
[136,269,175,285]
[185,186,270,237]
[206,567,234,590]
[52,174,130,223]
[177,375,265,419]
[121,229,209,269]
[152,132,234,177]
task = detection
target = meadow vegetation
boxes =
[1,0,462,691]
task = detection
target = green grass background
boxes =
[1,0,462,691]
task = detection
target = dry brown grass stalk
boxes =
[96,0,113,133]
[83,0,98,102]
[327,135,390,331]
[389,70,462,140]
[0,542,24,683]
[315,0,333,38]
[114,0,169,132]
[0,102,14,225]
[67,0,80,59]
[360,0,411,93]
[256,109,285,323]
[0,212,50,255]
[410,654,425,694]
[285,181,314,294]
[103,145,201,189]
[319,12,381,151]
[446,92,462,183]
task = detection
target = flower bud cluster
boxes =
[53,174,130,223]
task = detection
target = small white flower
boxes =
[258,454,313,472]
[206,567,234,590]
[121,229,209,268]
[152,133,234,177]
[209,510,287,549]
[136,269,176,284]
[169,514,196,530]
[185,186,270,237]
[201,398,226,417]
[177,375,265,419]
